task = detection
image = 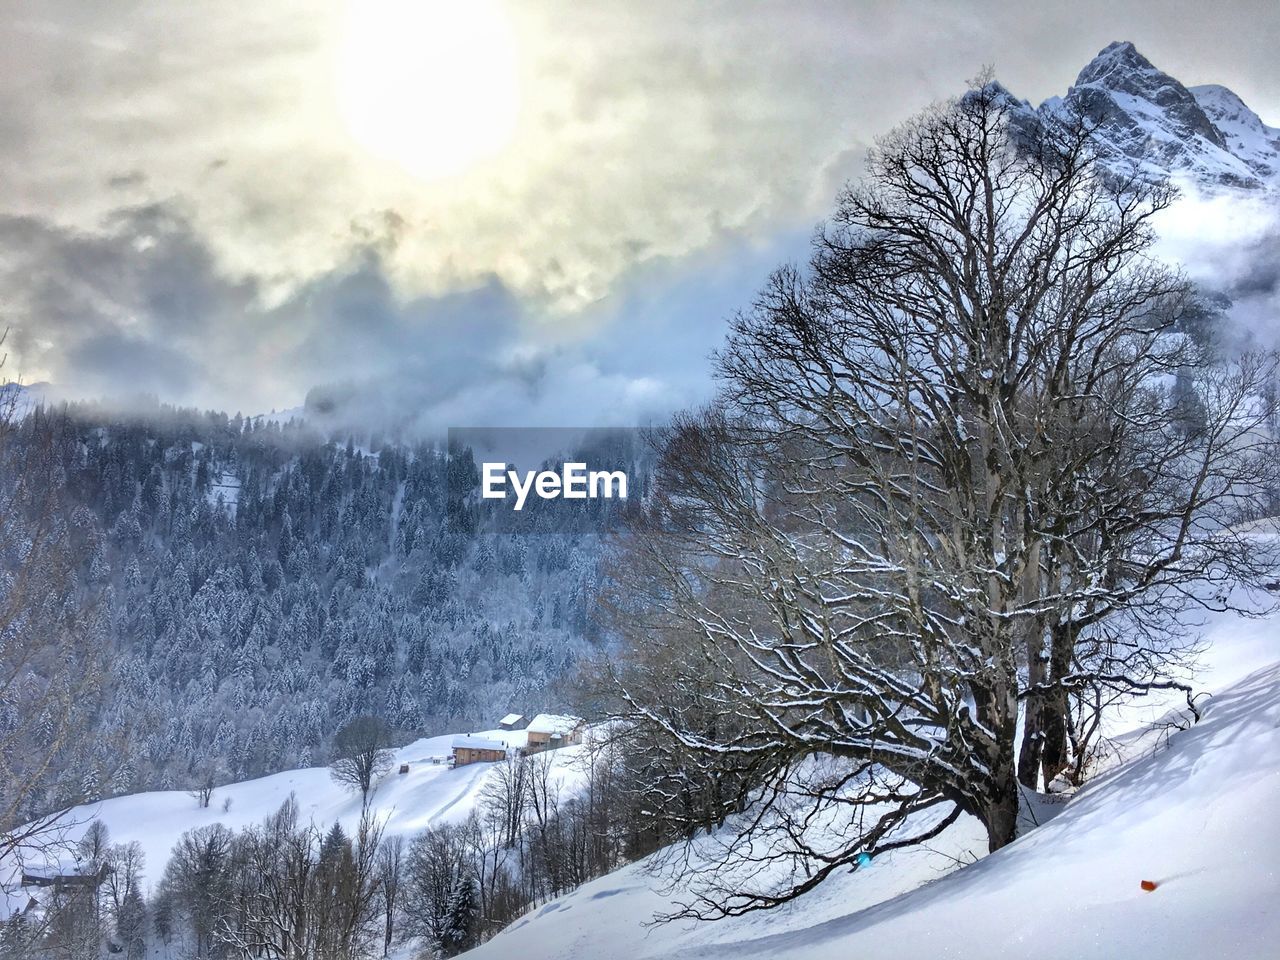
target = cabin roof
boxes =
[526,714,583,735]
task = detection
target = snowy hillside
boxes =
[0,405,619,803]
[1190,84,1280,183]
[15,726,587,903]
[464,600,1280,960]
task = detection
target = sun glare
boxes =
[336,0,520,180]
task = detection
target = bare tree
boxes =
[608,83,1278,918]
[103,839,146,955]
[202,796,385,960]
[329,716,395,806]
[479,755,529,851]
[402,822,472,954]
[313,810,385,960]
[219,796,320,960]
[523,751,563,900]
[190,772,216,810]
[158,822,235,958]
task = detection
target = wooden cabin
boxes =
[498,713,529,730]
[452,736,509,767]
[524,714,585,753]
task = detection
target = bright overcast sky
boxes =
[1,0,1277,427]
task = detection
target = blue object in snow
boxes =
[855,852,873,869]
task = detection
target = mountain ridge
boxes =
[1033,40,1280,190]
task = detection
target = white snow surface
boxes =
[205,470,241,514]
[464,599,1280,960]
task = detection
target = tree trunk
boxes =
[983,673,1022,851]
[984,767,1021,851]
[1017,672,1046,789]
[1016,534,1046,790]
[1038,623,1076,786]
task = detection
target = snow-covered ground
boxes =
[462,596,1280,960]
[12,586,1278,958]
[14,726,587,901]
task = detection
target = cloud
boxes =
[7,0,1273,311]
[0,198,775,429]
[1153,187,1280,349]
[1,0,1277,419]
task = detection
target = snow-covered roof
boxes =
[452,736,507,752]
[499,713,525,725]
[17,858,100,881]
[526,714,583,735]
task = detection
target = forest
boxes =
[0,402,645,819]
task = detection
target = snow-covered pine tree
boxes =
[441,873,479,956]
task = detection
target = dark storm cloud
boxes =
[0,205,258,403]
[62,332,199,399]
[1228,234,1280,300]
[1208,226,1280,349]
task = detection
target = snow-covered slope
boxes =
[1190,84,1280,183]
[465,601,1280,960]
[17,726,586,900]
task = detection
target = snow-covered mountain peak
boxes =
[1034,41,1277,191]
[1073,41,1187,104]
[1189,83,1280,181]
[0,380,56,417]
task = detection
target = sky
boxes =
[1,0,1278,431]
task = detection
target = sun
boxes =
[336,0,520,181]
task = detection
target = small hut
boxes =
[452,736,509,767]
